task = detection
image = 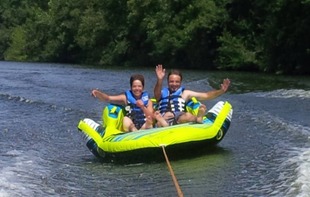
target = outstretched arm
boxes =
[184,78,231,101]
[91,89,126,105]
[154,64,165,101]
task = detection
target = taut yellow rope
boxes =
[161,145,184,197]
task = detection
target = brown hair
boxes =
[167,69,183,81]
[130,74,145,87]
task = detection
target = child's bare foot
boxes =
[155,111,169,127]
[197,104,207,123]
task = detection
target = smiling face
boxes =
[168,74,182,92]
[130,74,145,98]
[131,80,144,98]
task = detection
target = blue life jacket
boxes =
[125,90,149,129]
[158,87,186,114]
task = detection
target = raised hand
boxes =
[155,64,166,80]
[220,78,231,92]
[91,89,98,97]
[136,99,144,108]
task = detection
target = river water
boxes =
[0,61,309,197]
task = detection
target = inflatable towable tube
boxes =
[78,100,233,159]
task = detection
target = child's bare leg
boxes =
[140,116,153,130]
[129,124,138,132]
[155,111,169,127]
[123,117,137,132]
[145,116,154,129]
[196,104,207,123]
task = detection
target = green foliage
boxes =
[263,0,310,74]
[217,0,267,71]
[4,26,27,61]
[0,0,308,74]
[218,0,310,74]
[217,31,259,70]
[127,0,227,68]
[0,28,10,59]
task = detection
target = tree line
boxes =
[0,0,309,74]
